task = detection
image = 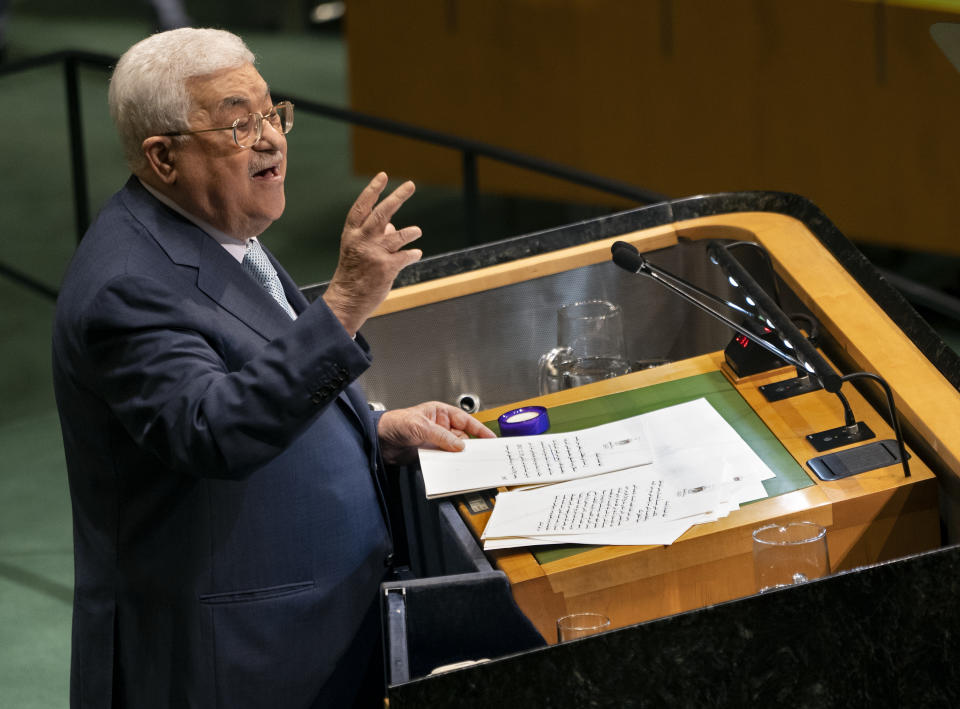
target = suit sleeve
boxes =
[75,273,372,479]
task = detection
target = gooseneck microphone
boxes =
[704,241,843,394]
[610,240,646,272]
[611,240,798,368]
[611,239,910,477]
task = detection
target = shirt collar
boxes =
[138,177,252,263]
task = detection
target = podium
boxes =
[326,191,960,705]
[457,352,938,641]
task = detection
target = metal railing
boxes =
[1,50,117,301]
[0,49,669,302]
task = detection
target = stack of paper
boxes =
[417,398,774,549]
[418,414,655,498]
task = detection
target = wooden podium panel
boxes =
[455,352,939,642]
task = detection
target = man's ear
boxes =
[142,136,177,184]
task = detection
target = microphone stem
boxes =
[636,268,804,370]
[836,389,858,430]
[840,372,911,477]
[642,259,764,325]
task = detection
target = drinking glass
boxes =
[752,521,830,592]
[538,300,631,394]
[556,612,611,642]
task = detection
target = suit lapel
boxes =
[196,236,294,342]
[121,178,294,342]
[269,252,310,316]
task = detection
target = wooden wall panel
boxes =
[347,0,960,252]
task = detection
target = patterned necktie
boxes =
[242,240,296,319]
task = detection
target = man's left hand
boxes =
[378,401,497,465]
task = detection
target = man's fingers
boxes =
[431,403,496,442]
[393,248,423,270]
[386,225,423,253]
[426,423,467,452]
[362,181,416,236]
[468,420,497,439]
[344,172,389,230]
[445,406,497,439]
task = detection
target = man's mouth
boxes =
[252,165,281,180]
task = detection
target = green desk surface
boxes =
[487,371,812,565]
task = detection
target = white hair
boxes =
[109,28,256,172]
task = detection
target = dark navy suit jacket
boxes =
[53,177,393,708]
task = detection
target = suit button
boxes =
[384,553,394,568]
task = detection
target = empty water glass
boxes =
[538,300,632,394]
[752,521,830,592]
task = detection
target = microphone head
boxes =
[706,242,723,265]
[611,241,645,273]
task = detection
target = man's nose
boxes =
[255,119,286,150]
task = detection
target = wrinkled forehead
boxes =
[185,62,271,117]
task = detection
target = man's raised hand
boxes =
[323,172,423,335]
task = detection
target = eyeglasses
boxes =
[163,101,294,148]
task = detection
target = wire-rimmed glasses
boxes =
[163,101,294,148]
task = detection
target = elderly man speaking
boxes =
[52,27,493,708]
